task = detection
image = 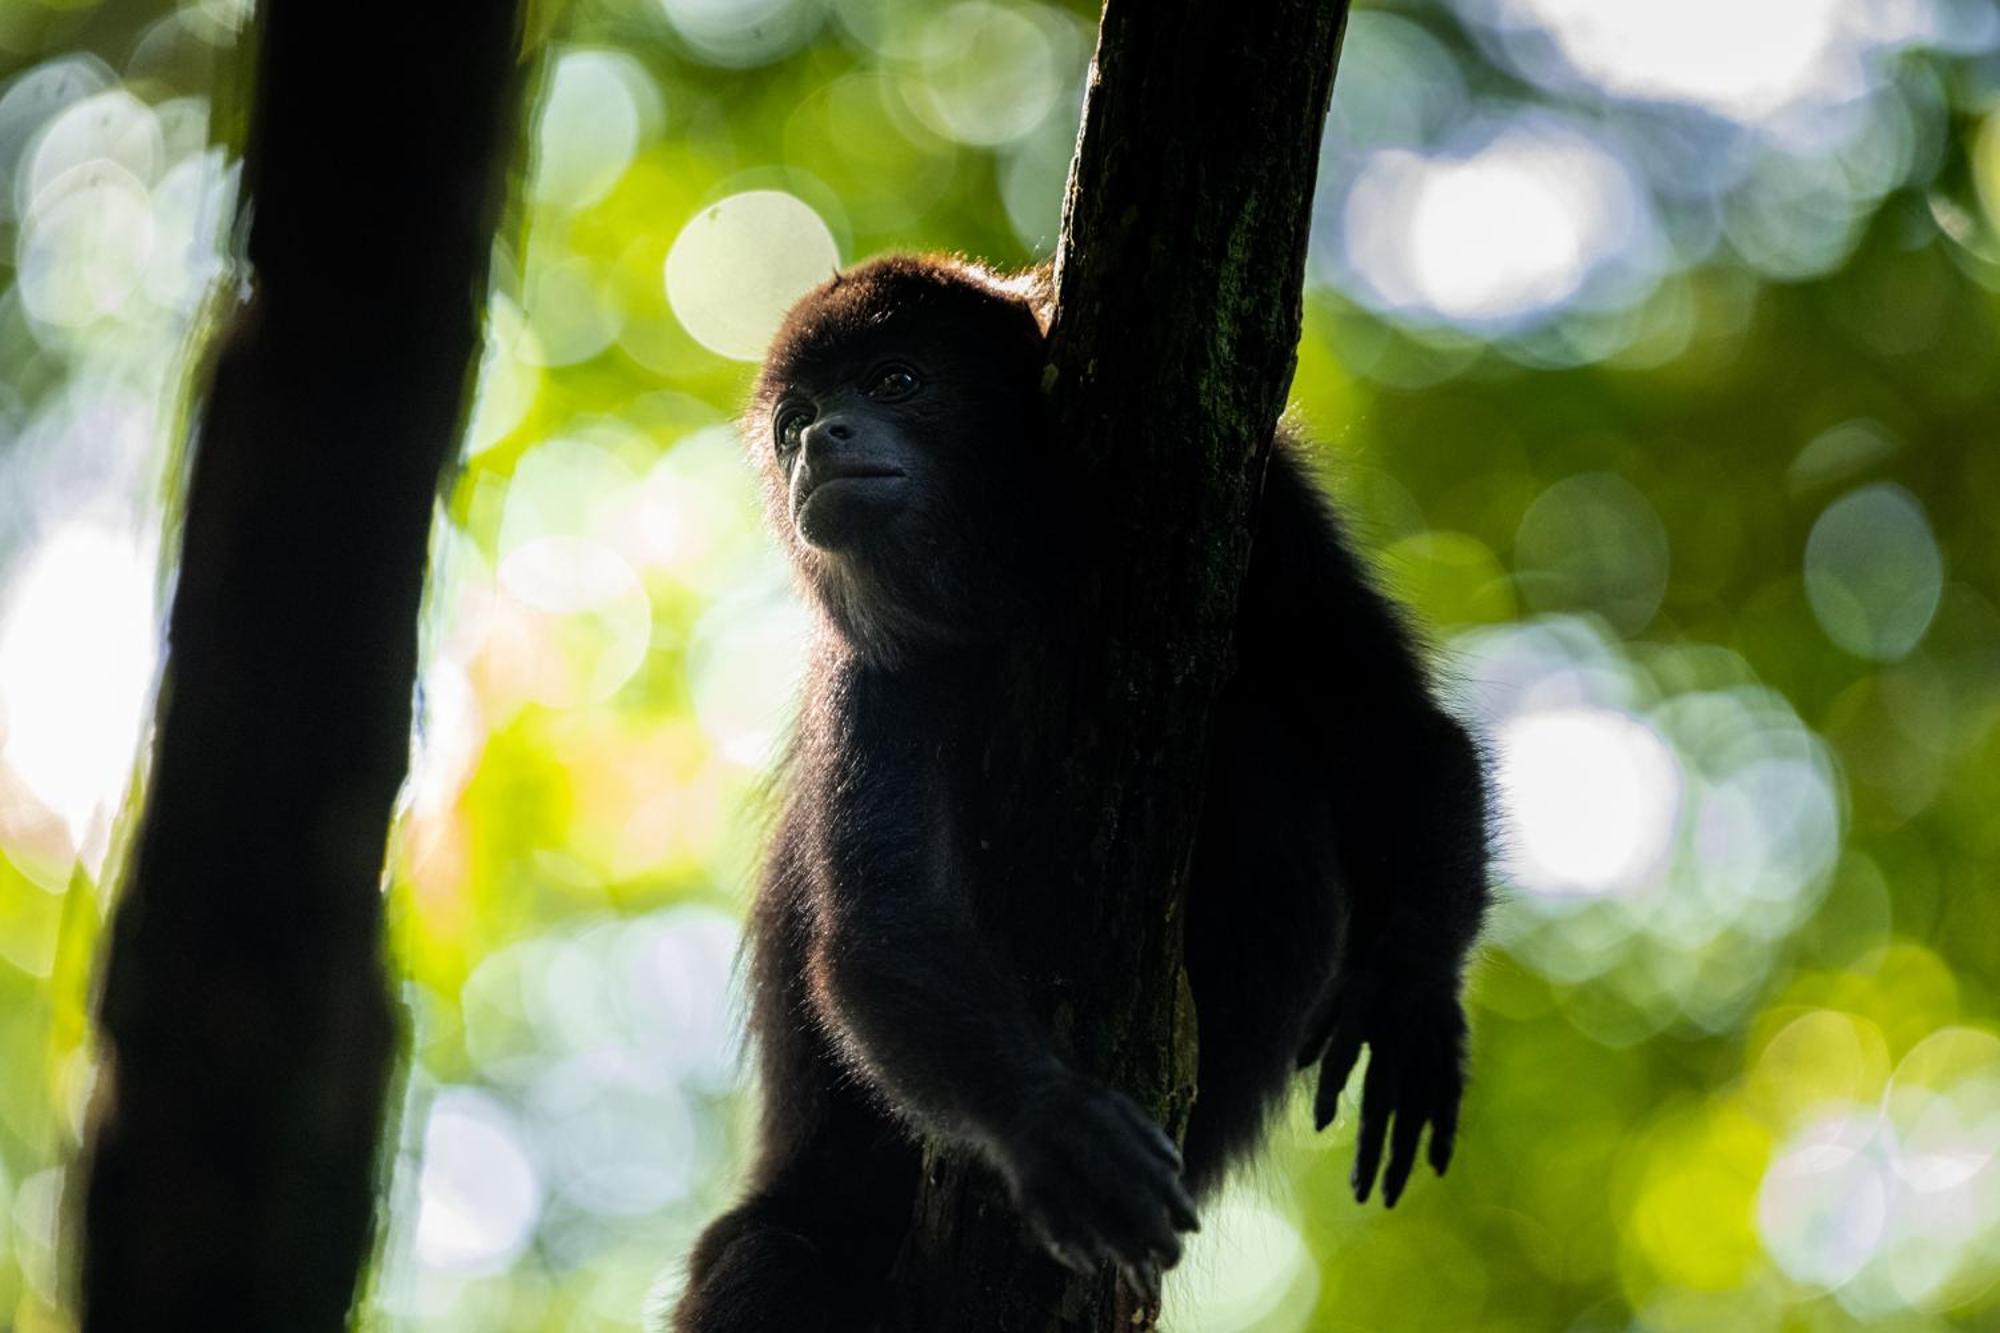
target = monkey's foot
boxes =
[1298,970,1467,1208]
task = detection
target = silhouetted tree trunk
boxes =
[78,4,524,1328]
[881,1,1351,1328]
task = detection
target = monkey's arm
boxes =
[794,677,1196,1292]
[1243,444,1490,1205]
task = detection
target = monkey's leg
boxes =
[1299,703,1486,1206]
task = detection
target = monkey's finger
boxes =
[1131,1197,1187,1270]
[1094,1178,1184,1276]
[1120,1258,1163,1307]
[1161,1174,1201,1234]
[1351,1058,1395,1204]
[1429,1081,1460,1177]
[1381,1087,1429,1208]
[1313,1018,1364,1131]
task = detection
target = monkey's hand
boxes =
[1297,967,1466,1208]
[998,1075,1200,1303]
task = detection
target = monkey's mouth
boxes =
[796,465,906,508]
[794,465,909,542]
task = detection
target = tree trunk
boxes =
[77,5,524,1329]
[882,2,1351,1328]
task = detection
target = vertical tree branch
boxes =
[885,1,1350,1328]
[78,4,524,1328]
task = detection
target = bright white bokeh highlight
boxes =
[413,1088,544,1273]
[143,148,236,315]
[1886,1028,2000,1196]
[1755,1024,2000,1315]
[21,88,161,205]
[407,658,482,828]
[664,191,840,361]
[655,0,825,68]
[1162,1193,1317,1332]
[17,161,155,328]
[1460,617,1843,1034]
[4,60,238,345]
[1469,0,1933,123]
[530,49,655,210]
[0,57,118,221]
[1342,121,1652,329]
[1497,706,1682,898]
[1759,1107,1893,1289]
[0,522,157,870]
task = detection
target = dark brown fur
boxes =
[671,257,1489,1332]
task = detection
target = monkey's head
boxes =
[748,255,1063,661]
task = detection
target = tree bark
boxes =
[882,2,1351,1328]
[77,4,524,1329]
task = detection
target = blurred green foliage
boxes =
[2,0,1999,1330]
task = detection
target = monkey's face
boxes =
[766,350,934,553]
[748,257,1059,654]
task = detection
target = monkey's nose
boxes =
[802,416,854,452]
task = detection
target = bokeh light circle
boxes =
[1804,482,1943,662]
[1163,1192,1316,1331]
[0,521,157,865]
[0,55,117,220]
[664,191,840,361]
[496,537,652,708]
[530,49,653,210]
[413,1087,544,1274]
[1340,119,1656,330]
[1459,616,1842,1026]
[1497,705,1683,897]
[656,0,826,68]
[1757,1108,1891,1289]
[1467,0,1919,124]
[21,88,161,209]
[18,161,155,328]
[905,3,1065,148]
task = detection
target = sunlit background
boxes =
[2,0,1998,1328]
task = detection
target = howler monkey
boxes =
[671,256,1490,1330]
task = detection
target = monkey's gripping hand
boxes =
[997,1074,1200,1302]
[1298,966,1467,1208]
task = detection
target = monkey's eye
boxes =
[774,405,812,453]
[862,364,921,401]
